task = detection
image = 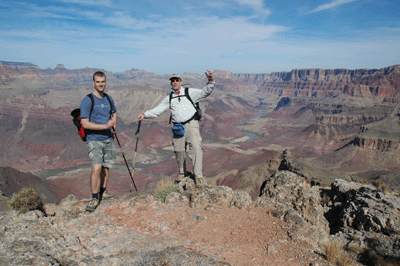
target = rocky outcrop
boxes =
[257,170,330,248]
[326,179,400,261]
[0,180,329,266]
[257,171,400,262]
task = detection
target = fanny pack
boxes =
[172,123,185,138]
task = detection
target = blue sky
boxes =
[0,0,399,74]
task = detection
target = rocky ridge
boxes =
[1,170,399,265]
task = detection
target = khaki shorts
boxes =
[87,139,116,168]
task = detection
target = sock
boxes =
[92,193,99,200]
[100,187,106,193]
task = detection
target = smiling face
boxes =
[93,75,107,94]
[170,78,182,91]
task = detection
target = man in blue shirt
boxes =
[80,71,117,212]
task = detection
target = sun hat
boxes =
[169,74,182,80]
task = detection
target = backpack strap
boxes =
[168,88,200,124]
[104,93,115,118]
[185,87,200,119]
[87,93,95,121]
[87,93,114,121]
[169,92,173,124]
[184,87,196,109]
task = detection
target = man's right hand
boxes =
[105,120,115,129]
[138,113,145,121]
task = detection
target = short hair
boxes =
[93,71,106,81]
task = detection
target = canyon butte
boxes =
[0,61,400,265]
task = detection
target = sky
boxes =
[0,0,399,75]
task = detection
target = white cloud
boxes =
[102,11,162,30]
[55,0,114,7]
[234,0,271,17]
[309,0,357,14]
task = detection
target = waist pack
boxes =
[172,123,185,138]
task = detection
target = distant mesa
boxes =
[0,60,39,70]
[55,64,66,69]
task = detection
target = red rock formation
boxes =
[234,65,400,99]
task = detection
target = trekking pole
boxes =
[113,127,138,192]
[131,120,141,190]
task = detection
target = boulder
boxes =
[257,170,330,248]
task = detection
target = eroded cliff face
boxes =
[352,136,400,151]
[234,65,400,99]
[316,114,387,125]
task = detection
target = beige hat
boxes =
[169,74,182,80]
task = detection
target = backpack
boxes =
[70,93,113,142]
[168,86,202,124]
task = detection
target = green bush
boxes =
[10,187,45,214]
[153,178,178,202]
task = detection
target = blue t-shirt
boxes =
[80,93,117,141]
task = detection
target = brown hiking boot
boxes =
[85,198,99,212]
[175,173,185,182]
[101,191,115,200]
[195,177,207,188]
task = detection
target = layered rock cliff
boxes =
[234,65,400,99]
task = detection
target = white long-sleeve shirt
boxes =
[144,81,215,123]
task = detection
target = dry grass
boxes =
[372,180,388,194]
[358,178,369,185]
[347,242,365,254]
[153,178,178,202]
[325,237,343,263]
[336,251,355,266]
[10,187,45,214]
[372,179,384,188]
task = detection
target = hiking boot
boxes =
[85,198,99,212]
[101,191,115,200]
[175,173,185,183]
[195,177,207,188]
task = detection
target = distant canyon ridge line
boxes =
[0,60,399,204]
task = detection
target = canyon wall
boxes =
[234,65,400,99]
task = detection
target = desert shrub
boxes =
[347,242,365,254]
[10,187,45,214]
[336,251,355,266]
[320,192,331,206]
[325,237,343,263]
[372,180,388,194]
[372,180,384,189]
[357,178,369,185]
[153,178,178,202]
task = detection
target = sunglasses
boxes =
[171,78,181,82]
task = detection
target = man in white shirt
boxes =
[138,70,215,187]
